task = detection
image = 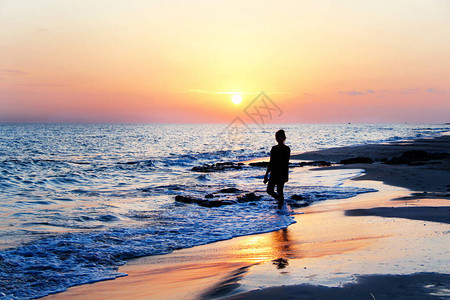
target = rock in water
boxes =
[191,162,243,172]
[175,195,235,207]
[248,161,269,167]
[237,193,262,203]
[217,187,241,193]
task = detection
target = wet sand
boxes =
[292,135,450,193]
[47,135,450,299]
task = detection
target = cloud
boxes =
[0,69,29,76]
[179,90,292,95]
[14,83,67,87]
[426,88,447,95]
[339,90,366,96]
[339,87,447,96]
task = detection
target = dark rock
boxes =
[175,195,198,204]
[249,161,332,168]
[289,161,332,168]
[191,162,243,172]
[205,193,215,198]
[383,150,450,166]
[339,157,373,164]
[290,194,305,200]
[310,161,332,167]
[430,152,450,159]
[237,193,262,203]
[288,194,313,208]
[248,161,269,167]
[175,195,235,207]
[218,187,241,193]
[384,150,449,165]
[400,150,431,161]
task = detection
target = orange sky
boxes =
[1,0,449,123]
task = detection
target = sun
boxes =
[231,94,243,105]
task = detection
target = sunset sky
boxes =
[1,0,449,123]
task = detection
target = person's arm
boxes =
[264,150,272,184]
[264,164,271,183]
[287,147,291,163]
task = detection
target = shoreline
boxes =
[47,135,450,299]
[292,135,450,194]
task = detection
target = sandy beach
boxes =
[47,135,450,299]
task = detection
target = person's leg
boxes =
[276,182,285,209]
[267,180,279,200]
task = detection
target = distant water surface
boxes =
[0,123,447,299]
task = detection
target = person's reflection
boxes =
[272,228,291,269]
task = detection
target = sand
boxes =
[46,135,450,299]
[291,135,450,193]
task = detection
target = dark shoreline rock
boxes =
[249,161,332,168]
[290,194,306,200]
[288,194,313,208]
[175,195,236,207]
[237,193,262,203]
[191,162,244,172]
[218,187,241,193]
[193,160,332,172]
[289,161,332,168]
[383,150,449,165]
[248,161,269,167]
[175,191,262,208]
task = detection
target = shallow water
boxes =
[0,123,447,299]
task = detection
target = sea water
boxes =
[0,123,447,299]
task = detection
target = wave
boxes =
[0,198,295,299]
[0,183,376,299]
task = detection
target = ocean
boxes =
[0,123,447,299]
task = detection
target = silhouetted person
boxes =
[264,129,290,209]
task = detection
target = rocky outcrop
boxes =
[218,187,241,193]
[288,194,313,208]
[175,190,262,207]
[384,150,449,165]
[289,161,332,167]
[248,161,331,168]
[237,193,262,203]
[175,195,235,207]
[248,161,269,167]
[191,162,244,172]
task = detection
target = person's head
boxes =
[275,129,286,144]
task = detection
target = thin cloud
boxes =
[14,83,67,87]
[338,88,444,96]
[0,69,29,76]
[339,90,366,96]
[178,90,292,95]
[426,88,446,95]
